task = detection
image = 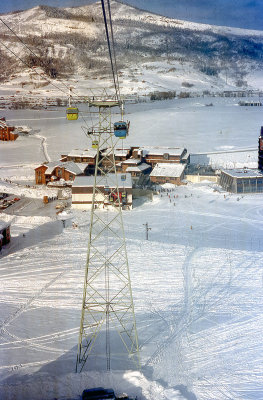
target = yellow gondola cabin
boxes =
[66,107,79,121]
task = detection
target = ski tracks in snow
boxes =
[0,268,69,333]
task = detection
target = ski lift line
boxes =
[106,0,121,100]
[0,23,92,127]
[0,40,68,96]
[0,17,84,102]
[101,0,120,102]
[0,40,78,107]
[0,39,91,128]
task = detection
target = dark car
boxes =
[82,387,116,400]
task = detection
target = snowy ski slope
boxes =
[0,97,263,399]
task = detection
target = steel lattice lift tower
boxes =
[75,0,139,373]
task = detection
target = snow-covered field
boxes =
[0,97,263,399]
[0,96,262,171]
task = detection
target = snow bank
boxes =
[0,181,70,199]
[0,370,184,400]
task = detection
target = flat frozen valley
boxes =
[0,97,263,399]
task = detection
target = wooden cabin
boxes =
[100,148,131,168]
[150,163,186,185]
[35,161,84,185]
[136,147,189,167]
[0,119,18,141]
[61,149,97,165]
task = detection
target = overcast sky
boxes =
[1,0,262,30]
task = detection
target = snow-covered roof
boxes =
[181,152,190,161]
[222,168,263,178]
[63,162,83,175]
[44,161,83,175]
[67,149,97,158]
[122,158,141,165]
[150,163,186,178]
[0,219,10,231]
[126,163,152,173]
[73,173,132,189]
[0,120,7,129]
[44,162,60,174]
[101,148,130,157]
[75,163,89,173]
[139,147,186,157]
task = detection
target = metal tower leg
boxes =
[76,103,140,373]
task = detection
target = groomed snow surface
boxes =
[0,98,263,399]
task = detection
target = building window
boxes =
[250,179,257,192]
[237,180,243,193]
[257,179,263,192]
[57,169,62,178]
[243,179,250,193]
[37,171,42,184]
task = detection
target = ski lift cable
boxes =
[0,17,94,127]
[101,0,120,102]
[106,0,121,100]
[0,39,91,128]
[0,39,70,97]
[0,17,80,97]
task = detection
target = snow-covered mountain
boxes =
[1,0,263,95]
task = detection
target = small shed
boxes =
[150,163,186,185]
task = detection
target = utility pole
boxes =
[143,222,151,240]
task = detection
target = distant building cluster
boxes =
[34,146,189,186]
[34,146,189,209]
[0,118,19,141]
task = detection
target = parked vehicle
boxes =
[82,387,116,400]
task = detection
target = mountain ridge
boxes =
[0,0,263,95]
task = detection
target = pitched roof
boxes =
[67,149,97,158]
[101,148,130,157]
[139,147,186,157]
[122,158,141,165]
[126,163,152,173]
[73,173,132,189]
[150,163,186,178]
[42,161,83,175]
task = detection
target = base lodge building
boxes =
[72,174,133,209]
